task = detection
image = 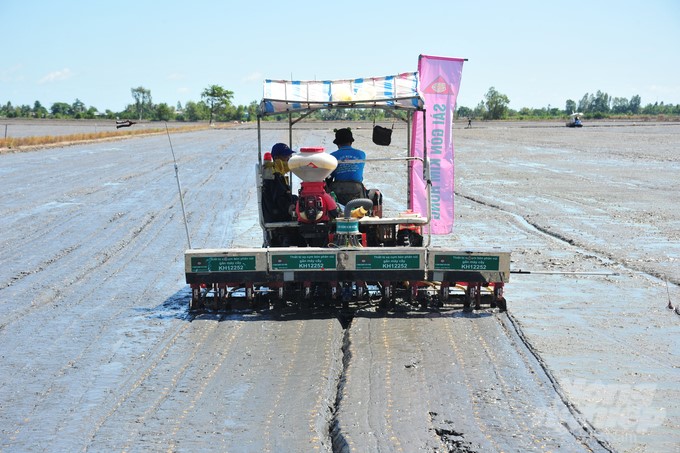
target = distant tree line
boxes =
[0,83,408,123]
[457,87,680,121]
[0,84,261,123]
[2,84,679,123]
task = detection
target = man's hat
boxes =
[271,143,295,158]
[333,128,354,145]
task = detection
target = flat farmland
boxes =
[0,119,677,452]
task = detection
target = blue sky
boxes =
[2,0,679,112]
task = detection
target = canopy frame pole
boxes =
[257,115,263,165]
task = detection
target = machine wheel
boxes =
[471,283,481,310]
[356,284,365,302]
[217,285,232,311]
[439,284,450,307]
[379,284,393,311]
[463,285,473,312]
[408,284,428,310]
[339,282,352,310]
[273,286,286,310]
[491,284,505,311]
[251,293,267,311]
[190,286,205,311]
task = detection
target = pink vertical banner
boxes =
[410,55,464,235]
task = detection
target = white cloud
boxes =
[167,72,186,81]
[243,71,262,82]
[648,84,680,98]
[1,64,24,82]
[39,68,74,84]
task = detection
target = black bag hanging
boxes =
[372,121,393,146]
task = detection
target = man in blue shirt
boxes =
[328,128,367,205]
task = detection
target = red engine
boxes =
[297,181,338,223]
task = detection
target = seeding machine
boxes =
[184,71,510,312]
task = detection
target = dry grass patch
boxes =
[0,123,217,153]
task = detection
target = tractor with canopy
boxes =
[184,70,510,312]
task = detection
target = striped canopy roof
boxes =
[259,72,423,115]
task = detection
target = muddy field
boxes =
[0,120,678,452]
[453,120,679,452]
[1,118,197,139]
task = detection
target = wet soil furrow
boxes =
[0,212,158,332]
[4,213,187,444]
[82,318,202,450]
[330,318,353,452]
[456,191,680,287]
[499,312,617,453]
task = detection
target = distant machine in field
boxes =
[566,112,583,127]
[115,120,136,129]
